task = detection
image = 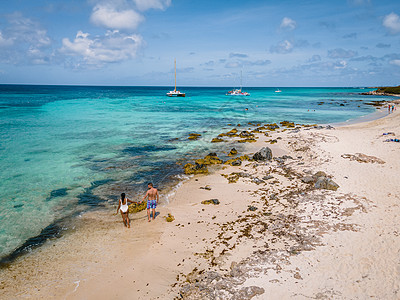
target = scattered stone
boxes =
[196,153,223,165]
[262,175,274,180]
[252,178,265,185]
[325,125,334,130]
[280,121,295,128]
[228,148,238,156]
[247,206,258,212]
[188,133,201,140]
[165,213,175,222]
[315,177,339,191]
[301,176,314,184]
[270,194,278,200]
[238,138,257,143]
[239,130,254,138]
[224,155,250,166]
[200,185,212,191]
[313,171,327,179]
[294,272,302,280]
[341,153,385,164]
[211,137,224,143]
[253,147,273,161]
[231,159,242,166]
[233,286,265,299]
[201,199,220,205]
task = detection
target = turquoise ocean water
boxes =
[0,85,392,263]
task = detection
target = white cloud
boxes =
[90,4,144,30]
[0,13,52,64]
[328,48,357,59]
[270,40,294,54]
[390,60,400,67]
[383,12,400,34]
[334,60,347,69]
[280,17,297,30]
[308,54,321,62]
[133,0,171,11]
[61,30,143,67]
[0,31,13,47]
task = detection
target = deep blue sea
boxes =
[0,85,392,262]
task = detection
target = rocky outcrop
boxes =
[252,147,273,161]
[224,155,250,166]
[188,133,201,140]
[196,153,223,165]
[301,171,340,191]
[211,137,224,143]
[184,162,208,175]
[228,148,238,156]
[315,177,339,191]
[128,201,147,213]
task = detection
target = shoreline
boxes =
[1,98,400,299]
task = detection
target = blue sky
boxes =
[0,0,399,86]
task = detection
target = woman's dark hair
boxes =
[121,193,126,201]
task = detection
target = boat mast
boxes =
[174,59,177,92]
[240,70,243,91]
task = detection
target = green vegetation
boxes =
[376,86,400,94]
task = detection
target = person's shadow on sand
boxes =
[150,211,160,220]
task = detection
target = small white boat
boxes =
[167,59,185,97]
[275,89,282,93]
[226,71,250,96]
[226,89,250,96]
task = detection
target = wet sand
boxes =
[1,102,400,299]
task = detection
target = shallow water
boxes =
[0,85,393,261]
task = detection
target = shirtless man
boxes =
[141,183,159,222]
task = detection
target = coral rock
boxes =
[253,147,273,161]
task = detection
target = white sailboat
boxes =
[167,59,185,97]
[226,71,250,96]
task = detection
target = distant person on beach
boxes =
[388,105,392,114]
[141,183,159,222]
[116,193,136,228]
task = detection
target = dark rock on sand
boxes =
[231,159,242,166]
[228,148,238,156]
[184,162,208,175]
[200,185,212,190]
[247,206,258,211]
[239,130,254,138]
[252,178,265,185]
[253,147,273,161]
[262,175,274,180]
[201,199,220,205]
[315,177,339,191]
[301,176,314,184]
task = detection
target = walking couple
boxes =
[116,183,159,228]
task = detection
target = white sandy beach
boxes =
[1,102,399,299]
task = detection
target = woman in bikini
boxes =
[116,193,136,228]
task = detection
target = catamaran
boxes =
[167,59,185,97]
[226,71,250,96]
